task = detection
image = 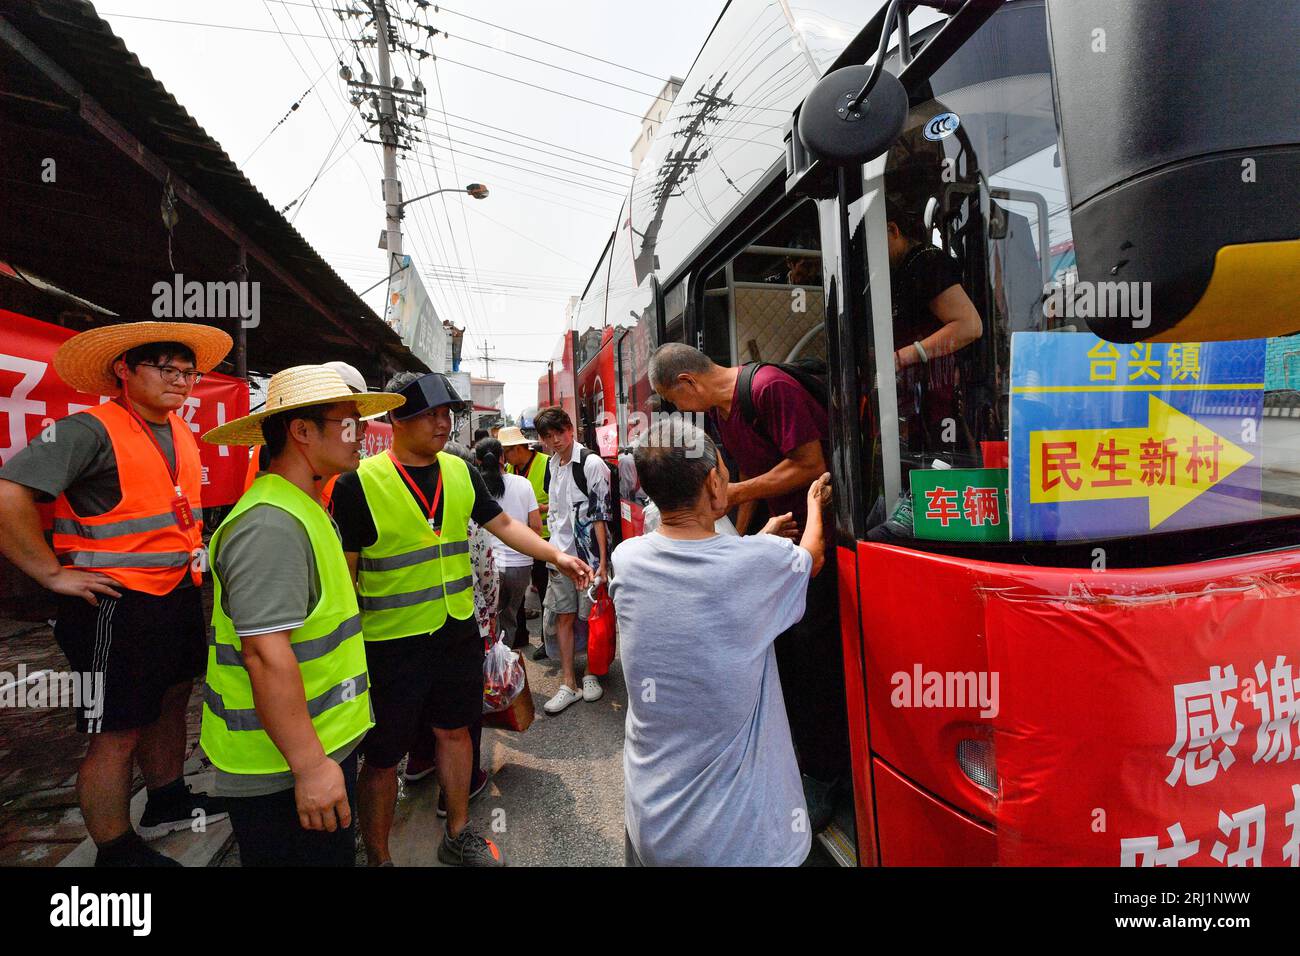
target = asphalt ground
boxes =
[220,599,628,867]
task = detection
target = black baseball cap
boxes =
[391,372,470,421]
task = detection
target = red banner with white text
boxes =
[0,309,250,508]
[985,555,1300,866]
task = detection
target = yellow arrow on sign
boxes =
[1028,395,1254,528]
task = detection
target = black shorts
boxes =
[53,582,206,734]
[360,615,483,768]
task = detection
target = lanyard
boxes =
[117,397,180,491]
[388,451,443,526]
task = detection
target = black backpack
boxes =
[736,359,829,445]
[565,446,620,548]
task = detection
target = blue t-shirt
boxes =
[609,531,813,866]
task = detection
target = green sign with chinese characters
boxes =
[911,468,1010,542]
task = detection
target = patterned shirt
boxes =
[546,441,612,566]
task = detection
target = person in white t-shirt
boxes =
[474,437,542,650]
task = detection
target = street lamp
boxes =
[399,182,489,212]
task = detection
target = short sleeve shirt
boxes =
[0,410,177,515]
[546,443,612,564]
[710,366,829,525]
[610,531,813,866]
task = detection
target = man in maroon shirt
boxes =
[649,343,847,829]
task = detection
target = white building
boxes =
[631,76,684,171]
[470,377,506,436]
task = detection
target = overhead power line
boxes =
[268,0,671,83]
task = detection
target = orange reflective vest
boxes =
[52,402,205,595]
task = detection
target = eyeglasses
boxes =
[137,363,203,385]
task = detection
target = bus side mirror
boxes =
[797,64,908,167]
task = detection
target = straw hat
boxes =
[54,321,233,396]
[496,425,533,447]
[202,365,405,446]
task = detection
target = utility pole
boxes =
[371,0,403,264]
[479,341,495,380]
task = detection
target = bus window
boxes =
[701,200,827,373]
[663,278,688,345]
[855,0,1300,548]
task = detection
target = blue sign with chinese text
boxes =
[1008,333,1266,541]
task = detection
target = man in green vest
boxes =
[329,372,592,867]
[199,365,405,866]
[499,425,550,650]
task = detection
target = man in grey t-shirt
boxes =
[610,418,831,866]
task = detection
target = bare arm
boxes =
[527,508,542,535]
[594,520,608,576]
[483,511,593,588]
[727,439,827,507]
[799,473,831,577]
[733,470,758,535]
[897,284,983,368]
[241,630,350,832]
[345,551,359,585]
[0,478,121,604]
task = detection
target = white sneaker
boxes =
[544,684,582,715]
[582,674,603,702]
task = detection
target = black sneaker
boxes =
[94,832,182,868]
[437,769,490,818]
[530,644,549,661]
[139,785,230,839]
[438,826,505,867]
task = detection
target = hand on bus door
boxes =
[759,512,800,541]
[807,472,832,512]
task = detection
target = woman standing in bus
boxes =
[885,195,984,469]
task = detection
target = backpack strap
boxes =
[737,361,764,427]
[571,447,590,498]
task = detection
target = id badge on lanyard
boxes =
[172,486,196,530]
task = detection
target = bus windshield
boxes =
[856,0,1300,550]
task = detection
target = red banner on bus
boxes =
[0,309,251,508]
[985,557,1300,866]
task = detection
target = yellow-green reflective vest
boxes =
[355,451,475,641]
[201,473,372,775]
[507,451,549,539]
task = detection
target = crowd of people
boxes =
[0,316,853,868]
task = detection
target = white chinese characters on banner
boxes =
[1165,665,1244,787]
[1209,804,1267,867]
[1252,655,1300,763]
[1122,789,1300,867]
[1119,824,1199,867]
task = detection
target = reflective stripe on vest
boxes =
[355,451,475,641]
[208,613,363,668]
[200,474,372,775]
[204,671,370,732]
[508,451,549,539]
[51,403,204,595]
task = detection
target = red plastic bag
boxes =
[585,583,616,676]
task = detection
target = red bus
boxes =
[555,0,1299,865]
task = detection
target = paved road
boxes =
[219,601,629,868]
[390,611,628,867]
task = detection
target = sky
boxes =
[96,0,726,415]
